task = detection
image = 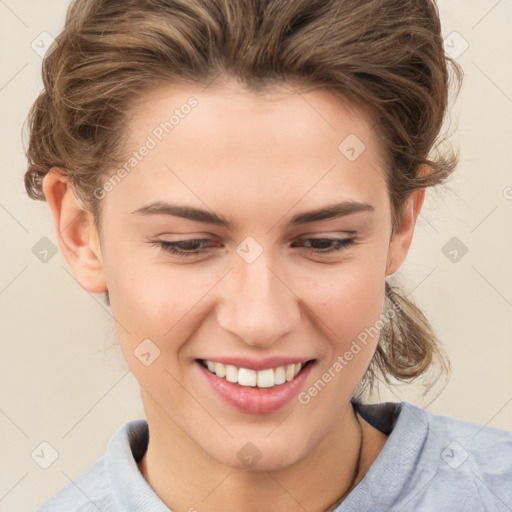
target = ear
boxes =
[42,168,107,293]
[385,187,426,277]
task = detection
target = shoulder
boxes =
[35,419,150,512]
[398,402,512,510]
[347,400,512,511]
[35,455,115,512]
[417,402,512,471]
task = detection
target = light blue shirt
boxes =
[36,400,512,511]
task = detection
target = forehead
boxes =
[126,81,380,153]
[105,83,389,222]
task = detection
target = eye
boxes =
[291,237,355,255]
[149,236,355,259]
[150,238,215,258]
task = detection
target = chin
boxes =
[199,431,315,472]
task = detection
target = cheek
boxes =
[104,262,198,402]
[104,249,223,355]
[292,262,385,426]
[104,226,388,359]
[301,255,387,347]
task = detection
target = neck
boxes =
[137,401,387,512]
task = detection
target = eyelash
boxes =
[150,237,355,258]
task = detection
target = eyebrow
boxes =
[131,200,375,229]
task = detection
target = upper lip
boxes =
[197,356,315,371]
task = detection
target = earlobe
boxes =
[42,168,107,294]
[385,187,426,277]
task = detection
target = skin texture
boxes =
[43,82,424,512]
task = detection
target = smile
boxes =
[195,357,316,414]
[199,359,311,388]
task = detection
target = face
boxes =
[49,81,422,470]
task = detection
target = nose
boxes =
[215,252,301,348]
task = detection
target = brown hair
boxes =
[23,0,462,401]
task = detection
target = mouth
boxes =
[195,358,317,414]
[197,358,315,389]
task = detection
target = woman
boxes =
[25,0,511,510]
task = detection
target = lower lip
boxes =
[196,360,315,414]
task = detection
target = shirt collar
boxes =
[105,401,429,511]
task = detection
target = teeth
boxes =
[238,368,257,386]
[225,364,238,383]
[274,366,286,385]
[214,362,226,378]
[203,360,306,388]
[256,368,274,388]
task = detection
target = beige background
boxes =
[1,1,511,510]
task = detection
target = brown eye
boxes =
[292,238,355,255]
[151,238,214,257]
